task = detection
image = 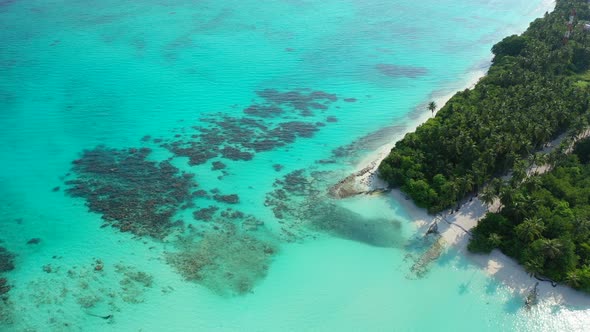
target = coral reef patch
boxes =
[64,146,197,239]
[9,258,158,329]
[159,89,343,166]
[0,246,15,273]
[253,89,338,116]
[166,223,277,296]
[0,246,15,325]
[163,115,322,165]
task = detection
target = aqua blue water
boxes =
[1,0,588,331]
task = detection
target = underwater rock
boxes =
[26,238,41,245]
[42,264,52,273]
[94,259,104,272]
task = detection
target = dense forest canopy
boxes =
[378,0,590,213]
[469,138,590,292]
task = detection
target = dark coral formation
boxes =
[265,170,311,223]
[0,278,10,297]
[253,89,337,117]
[193,206,219,221]
[65,146,196,238]
[243,105,283,118]
[54,87,355,297]
[376,64,428,78]
[211,161,226,170]
[163,115,321,165]
[26,238,41,245]
[0,247,14,273]
[213,194,239,204]
[220,208,245,219]
[0,246,15,303]
[166,223,277,296]
[160,89,343,166]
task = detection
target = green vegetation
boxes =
[469,140,590,292]
[378,0,590,213]
[427,101,437,116]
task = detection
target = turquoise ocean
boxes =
[1,0,588,331]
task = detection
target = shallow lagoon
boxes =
[1,0,588,331]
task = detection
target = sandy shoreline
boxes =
[390,189,590,307]
[338,0,590,307]
[329,68,489,198]
[349,112,590,306]
[354,67,489,182]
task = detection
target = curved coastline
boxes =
[335,0,590,306]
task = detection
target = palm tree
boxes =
[510,158,528,186]
[540,238,563,261]
[428,101,437,116]
[488,233,503,248]
[573,218,590,242]
[524,258,543,277]
[515,217,545,243]
[566,271,581,288]
[480,186,497,211]
[524,176,542,192]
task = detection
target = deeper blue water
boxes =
[1,0,588,331]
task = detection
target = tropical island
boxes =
[378,0,590,293]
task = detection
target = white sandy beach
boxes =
[389,188,590,307]
[348,137,590,306]
[341,5,590,304]
[346,102,590,308]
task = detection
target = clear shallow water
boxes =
[1,0,588,331]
